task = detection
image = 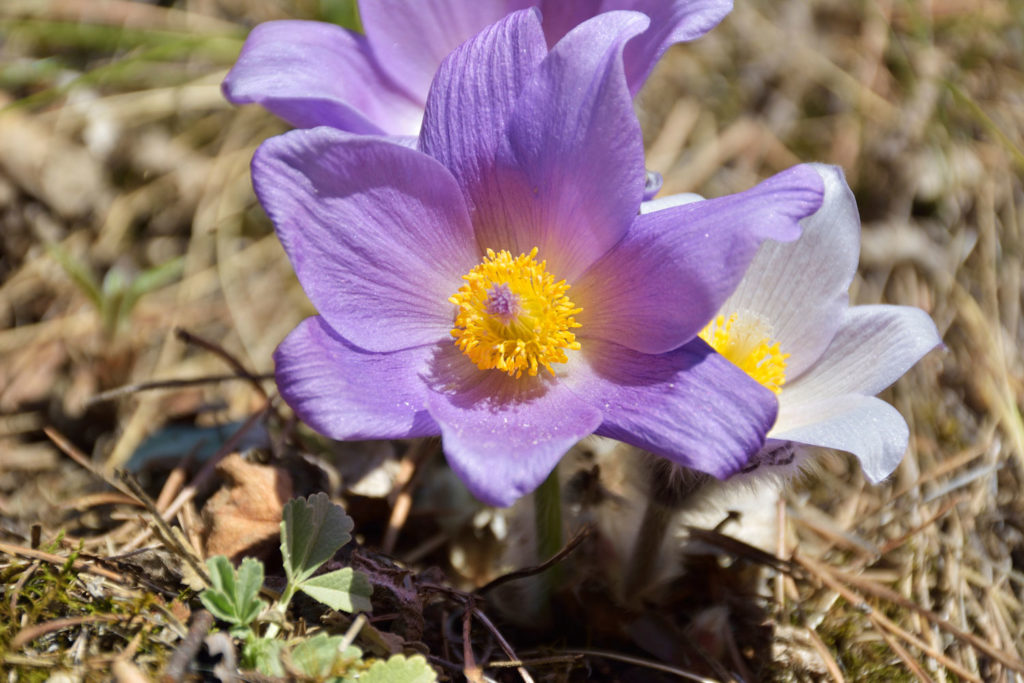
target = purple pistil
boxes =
[485,283,521,323]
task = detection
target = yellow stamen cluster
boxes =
[450,248,582,378]
[699,311,789,394]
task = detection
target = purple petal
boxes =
[575,164,824,354]
[252,128,479,353]
[563,338,778,478]
[361,0,512,103]
[222,20,424,135]
[721,164,859,378]
[771,395,911,483]
[535,2,599,46]
[274,316,439,440]
[419,10,547,226]
[612,0,733,94]
[480,11,650,281]
[424,347,601,507]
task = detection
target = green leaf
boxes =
[47,243,101,309]
[244,637,286,677]
[298,567,373,614]
[281,493,354,584]
[198,556,267,628]
[235,557,267,624]
[358,654,437,683]
[289,633,363,679]
[120,256,184,321]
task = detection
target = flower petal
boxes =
[771,394,911,483]
[639,191,704,213]
[252,128,479,353]
[419,9,547,223]
[481,11,650,280]
[424,347,601,507]
[613,0,733,94]
[274,316,439,440]
[722,164,860,378]
[361,0,511,102]
[776,304,942,424]
[222,20,424,135]
[563,338,778,478]
[575,164,824,354]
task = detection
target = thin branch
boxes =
[87,372,273,405]
[472,607,534,683]
[174,327,270,401]
[476,524,592,596]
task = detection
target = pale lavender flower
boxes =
[679,164,942,482]
[255,11,823,506]
[222,0,732,137]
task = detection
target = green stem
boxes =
[622,501,673,600]
[533,467,564,598]
[262,582,298,640]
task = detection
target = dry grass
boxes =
[1,0,1022,680]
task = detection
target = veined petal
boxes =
[252,128,479,353]
[771,394,911,483]
[535,0,731,95]
[613,0,733,94]
[722,164,860,378]
[535,2,599,46]
[481,11,650,281]
[424,347,601,507]
[274,317,439,440]
[222,20,423,136]
[362,0,511,103]
[776,305,942,422]
[419,10,547,221]
[575,164,824,354]
[564,338,778,478]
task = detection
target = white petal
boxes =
[639,191,704,214]
[771,394,910,482]
[778,304,941,412]
[721,163,860,378]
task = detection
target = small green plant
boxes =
[199,493,434,681]
[48,244,184,338]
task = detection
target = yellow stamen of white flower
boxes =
[450,248,582,378]
[700,311,789,394]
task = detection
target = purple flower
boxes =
[677,164,942,482]
[256,10,823,506]
[223,0,732,137]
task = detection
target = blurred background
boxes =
[1,0,1022,679]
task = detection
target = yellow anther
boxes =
[700,311,789,394]
[450,248,581,378]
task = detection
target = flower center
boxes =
[699,311,789,394]
[450,248,582,378]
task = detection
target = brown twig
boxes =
[463,606,483,683]
[803,625,846,683]
[174,327,269,401]
[12,614,128,649]
[472,607,534,683]
[795,553,983,682]
[161,609,215,683]
[381,438,437,554]
[0,541,126,584]
[117,472,209,586]
[476,524,592,596]
[44,426,140,501]
[87,372,274,405]
[562,649,718,682]
[821,556,1024,674]
[120,405,270,553]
